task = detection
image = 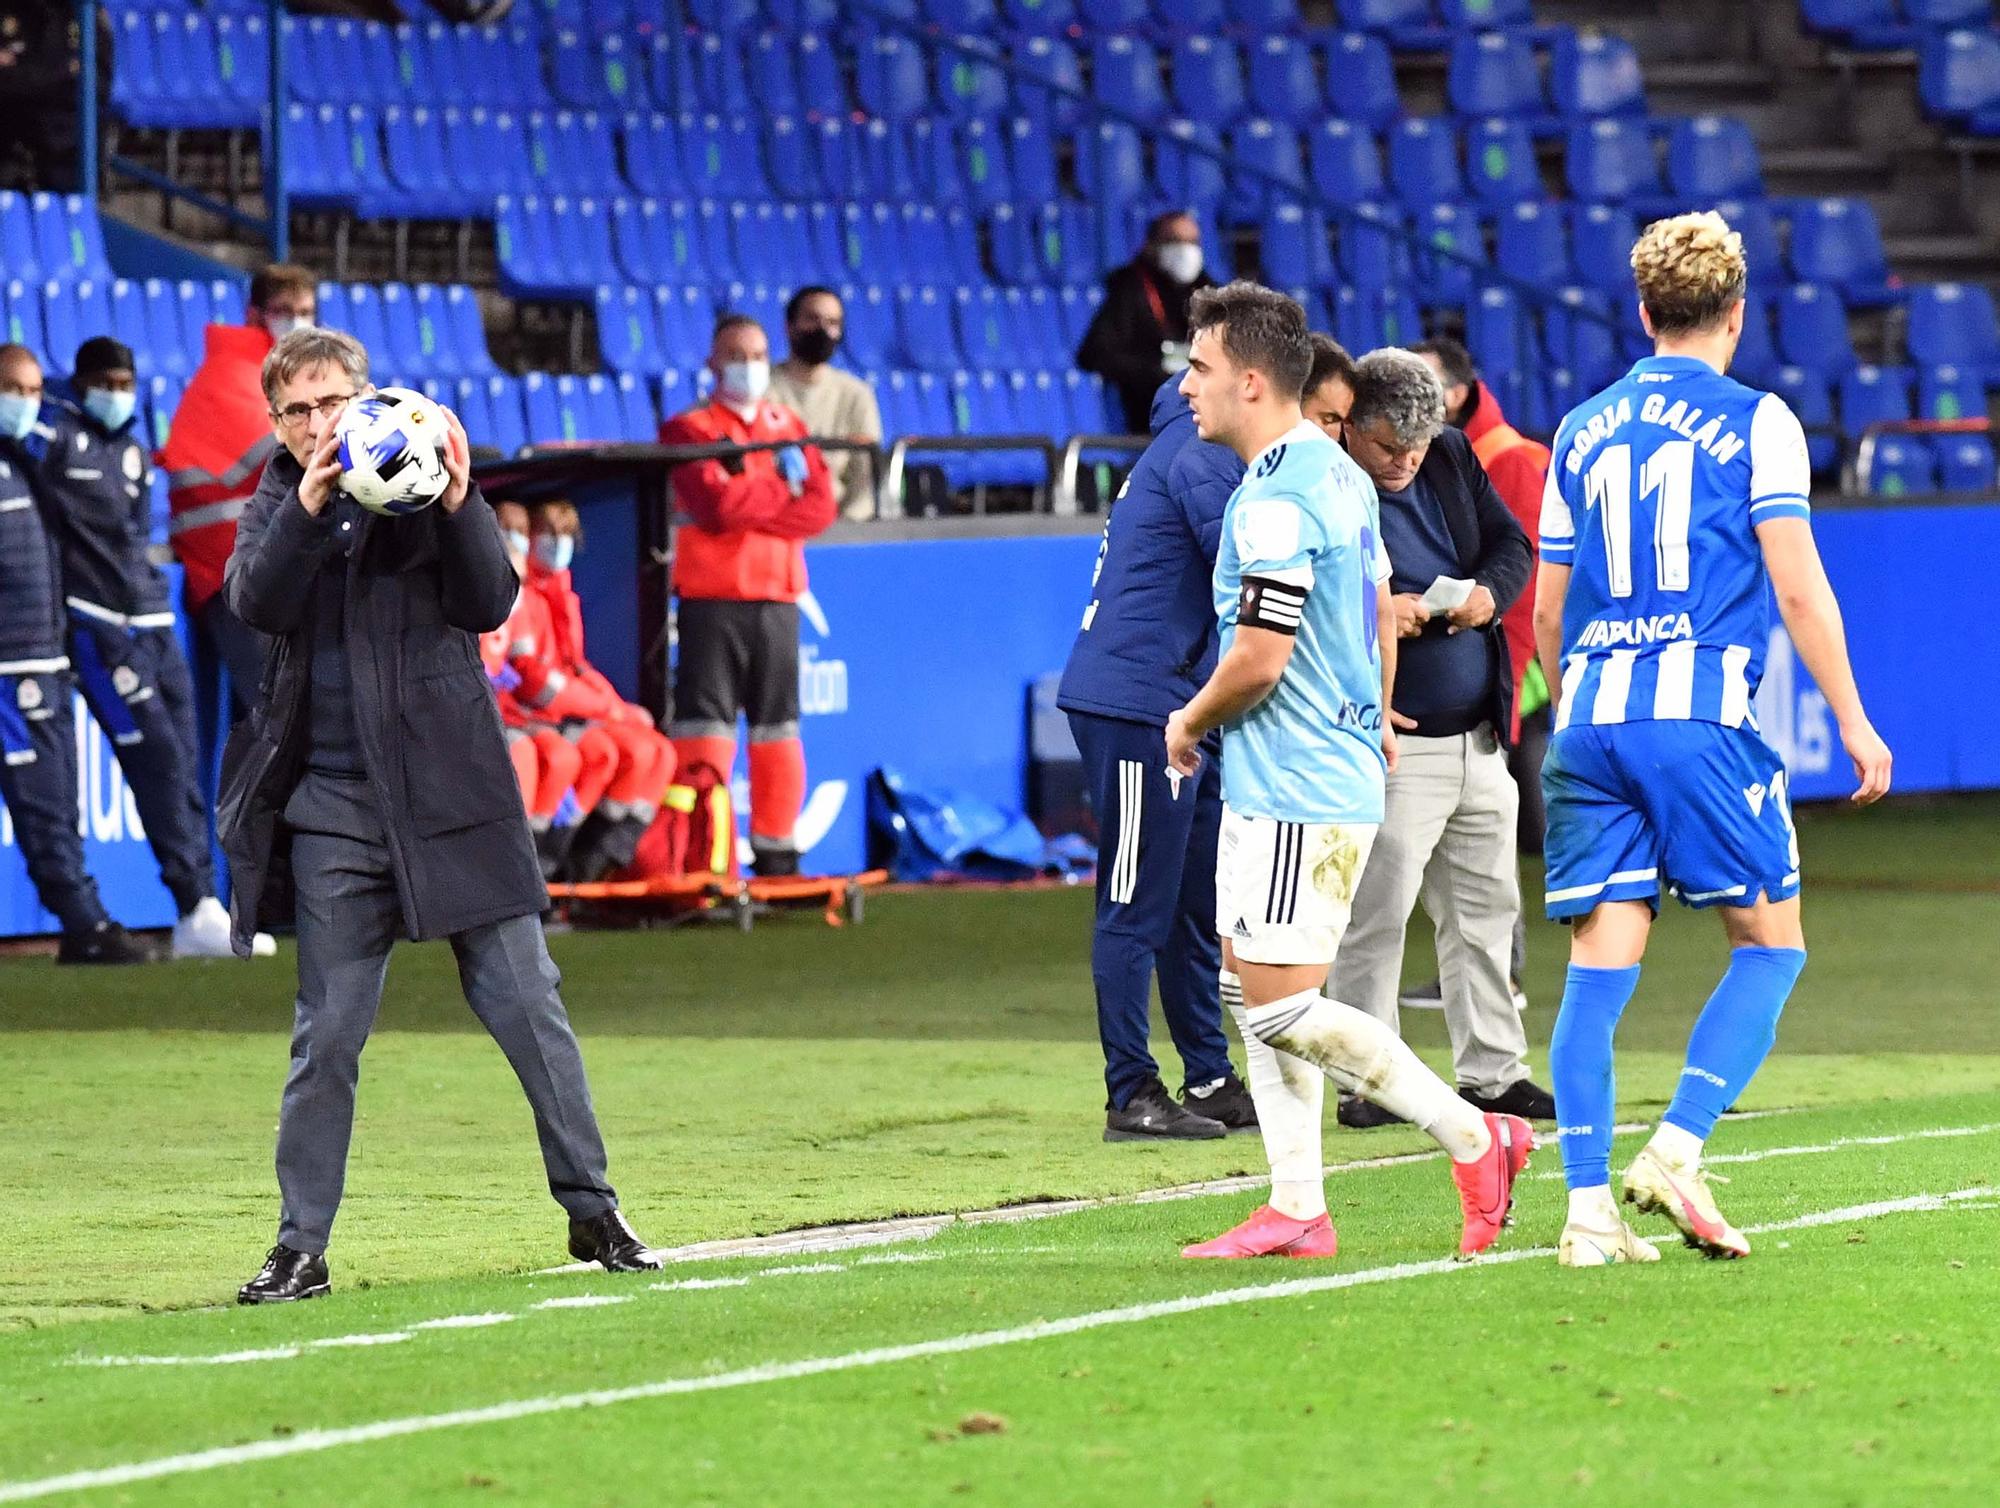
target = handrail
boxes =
[1850,417,1990,496]
[1056,434,1150,516]
[880,433,1059,517]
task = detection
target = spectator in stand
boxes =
[0,342,155,963]
[31,336,271,959]
[520,501,677,881]
[163,263,320,717]
[1302,333,1359,446]
[1329,349,1553,1128]
[1079,211,1215,436]
[770,286,883,522]
[660,315,836,877]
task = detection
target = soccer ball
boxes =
[335,387,451,516]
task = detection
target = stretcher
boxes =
[545,870,890,930]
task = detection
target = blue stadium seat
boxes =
[1171,37,1249,127]
[375,282,430,379]
[1465,118,1541,205]
[1016,35,1086,130]
[1309,118,1386,203]
[479,375,531,457]
[952,119,1012,210]
[610,197,690,285]
[678,113,766,199]
[1415,203,1481,310]
[0,194,40,287]
[611,370,658,441]
[687,0,764,30]
[1440,0,1534,25]
[856,35,931,118]
[1448,32,1546,127]
[935,40,1010,121]
[1005,0,1081,33]
[618,113,676,199]
[596,285,665,375]
[1550,30,1645,121]
[425,283,497,379]
[1320,31,1401,129]
[1935,433,1997,493]
[1918,28,2000,130]
[1,279,46,368]
[1667,115,1764,201]
[1732,295,1780,386]
[1908,0,1992,27]
[1337,202,1410,291]
[1249,35,1323,126]
[1799,0,1912,50]
[653,285,716,371]
[1388,117,1466,207]
[1865,435,1937,495]
[1155,0,1229,32]
[895,284,964,370]
[1010,369,1071,444]
[1465,283,1530,377]
[793,33,848,117]
[838,283,896,371]
[1565,117,1662,202]
[1344,0,1450,51]
[1906,281,2000,376]
[729,201,818,284]
[138,279,190,378]
[1154,119,1226,212]
[1015,285,1072,371]
[1496,199,1572,286]
[382,107,472,219]
[923,0,1000,29]
[1076,0,1150,27]
[1091,36,1168,124]
[106,279,147,374]
[1259,205,1335,288]
[1769,365,1840,474]
[1076,122,1149,211]
[1006,115,1061,205]
[1542,286,1619,390]
[853,117,919,202]
[1776,282,1856,372]
[763,115,818,199]
[1917,362,1984,421]
[953,286,1015,372]
[1712,197,1784,295]
[1838,362,1914,439]
[1224,118,1306,221]
[1789,198,1895,306]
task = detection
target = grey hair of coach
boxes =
[261,326,370,409]
[1347,348,1447,448]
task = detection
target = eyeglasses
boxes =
[272,392,358,428]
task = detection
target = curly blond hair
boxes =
[1630,211,1747,337]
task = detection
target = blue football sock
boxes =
[1664,946,1808,1141]
[1550,964,1642,1190]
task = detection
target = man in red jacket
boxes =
[161,264,317,715]
[659,314,836,877]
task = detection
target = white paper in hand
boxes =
[1420,575,1476,615]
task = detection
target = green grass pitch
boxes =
[0,794,1996,1504]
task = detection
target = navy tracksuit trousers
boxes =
[1067,709,1232,1109]
[0,668,110,934]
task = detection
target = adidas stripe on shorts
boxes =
[1215,806,1378,967]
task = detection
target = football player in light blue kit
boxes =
[1536,213,1893,1266]
[1164,283,1532,1262]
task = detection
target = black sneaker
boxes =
[56,921,159,965]
[1336,1093,1407,1129]
[1105,1078,1226,1142]
[1182,1072,1259,1133]
[1461,1078,1558,1121]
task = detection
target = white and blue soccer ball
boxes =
[335,387,451,516]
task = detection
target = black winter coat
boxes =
[217,450,545,956]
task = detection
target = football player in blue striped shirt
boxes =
[1536,213,1893,1265]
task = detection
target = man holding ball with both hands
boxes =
[220,326,658,1304]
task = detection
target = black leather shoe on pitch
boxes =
[238,1245,330,1304]
[1336,1093,1407,1129]
[1461,1078,1558,1121]
[1182,1072,1259,1133]
[56,921,159,965]
[1105,1078,1226,1142]
[568,1210,664,1271]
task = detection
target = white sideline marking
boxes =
[1528,1120,2000,1180]
[755,1263,844,1278]
[531,1296,629,1311]
[855,1252,943,1266]
[72,1331,414,1369]
[648,1277,750,1293]
[309,1333,410,1349]
[412,1314,514,1331]
[11,1185,1985,1503]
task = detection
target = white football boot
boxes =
[172,896,275,959]
[1558,1214,1662,1267]
[1623,1145,1751,1259]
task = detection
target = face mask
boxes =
[1155,242,1204,285]
[533,533,574,573]
[266,315,313,342]
[84,388,137,431]
[0,393,38,440]
[792,328,839,366]
[718,359,771,406]
[503,529,531,559]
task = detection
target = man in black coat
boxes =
[1329,348,1556,1129]
[219,327,658,1302]
[1077,210,1213,436]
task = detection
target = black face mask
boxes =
[792,327,839,366]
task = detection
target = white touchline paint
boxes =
[412,1315,514,1331]
[1528,1120,2000,1181]
[307,1333,410,1349]
[648,1278,751,1293]
[754,1264,845,1278]
[855,1252,943,1266]
[9,1185,1986,1504]
[531,1296,630,1310]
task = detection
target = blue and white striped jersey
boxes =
[1540,355,1812,732]
[1214,422,1391,826]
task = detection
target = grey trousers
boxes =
[274,774,617,1253]
[1330,727,1532,1096]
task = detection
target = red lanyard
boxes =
[1137,267,1166,329]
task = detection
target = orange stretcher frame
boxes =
[546,870,891,928]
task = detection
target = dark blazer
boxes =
[216,450,544,956]
[1384,426,1535,747]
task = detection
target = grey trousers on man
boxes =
[1330,727,1531,1097]
[275,772,617,1254]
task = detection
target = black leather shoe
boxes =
[568,1210,663,1272]
[1461,1078,1558,1121]
[1105,1077,1226,1142]
[238,1244,330,1304]
[57,921,159,965]
[1336,1093,1407,1129]
[1183,1072,1259,1133]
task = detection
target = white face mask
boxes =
[265,315,314,342]
[718,359,771,406]
[1156,241,1204,285]
[503,528,531,559]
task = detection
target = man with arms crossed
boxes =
[1165,283,1531,1262]
[1537,213,1892,1265]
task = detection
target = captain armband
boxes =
[1238,575,1308,635]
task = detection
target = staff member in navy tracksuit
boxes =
[30,336,267,959]
[0,344,154,963]
[1055,375,1256,1142]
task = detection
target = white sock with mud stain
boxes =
[1243,990,1492,1164]
[1221,971,1326,1221]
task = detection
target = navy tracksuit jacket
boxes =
[1056,378,1246,1107]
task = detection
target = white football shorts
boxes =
[1215,807,1378,967]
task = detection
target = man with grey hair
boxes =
[1331,348,1554,1127]
[220,326,658,1303]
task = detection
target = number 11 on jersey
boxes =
[1584,441,1695,599]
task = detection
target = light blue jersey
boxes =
[1540,356,1813,731]
[1214,422,1390,826]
